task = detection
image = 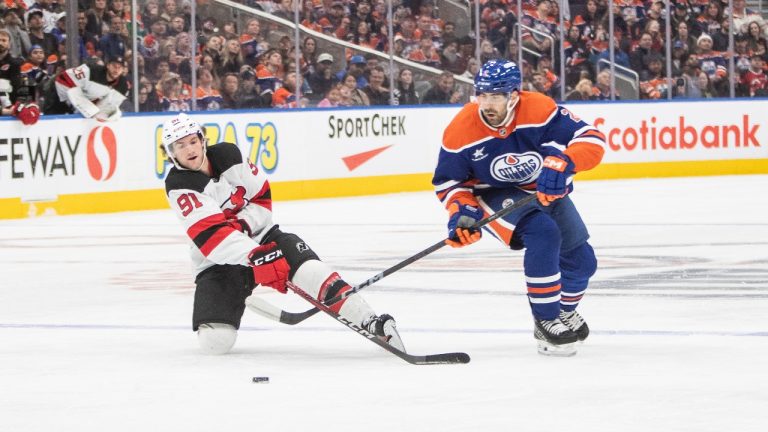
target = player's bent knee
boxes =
[263,228,319,278]
[563,242,597,280]
[197,323,237,355]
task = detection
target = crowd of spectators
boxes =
[1,0,767,116]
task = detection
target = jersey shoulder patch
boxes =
[515,91,557,128]
[207,142,243,175]
[442,103,490,152]
[165,167,210,195]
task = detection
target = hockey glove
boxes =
[11,102,41,125]
[536,154,575,206]
[223,209,252,236]
[446,200,483,248]
[248,242,290,293]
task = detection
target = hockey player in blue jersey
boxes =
[433,59,606,356]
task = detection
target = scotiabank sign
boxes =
[568,101,767,162]
[595,115,759,151]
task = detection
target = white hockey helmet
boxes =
[161,112,205,157]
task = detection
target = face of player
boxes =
[0,33,9,54]
[172,134,206,170]
[477,91,515,127]
[107,62,124,80]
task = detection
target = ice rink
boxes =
[1,175,767,432]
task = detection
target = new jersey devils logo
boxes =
[86,126,117,181]
[223,186,247,219]
[229,186,247,208]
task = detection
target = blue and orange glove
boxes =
[536,154,575,206]
[248,242,290,293]
[446,200,483,248]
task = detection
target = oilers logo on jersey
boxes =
[490,152,542,183]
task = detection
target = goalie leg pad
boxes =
[262,227,319,279]
[197,323,237,355]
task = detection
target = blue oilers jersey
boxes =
[433,91,606,207]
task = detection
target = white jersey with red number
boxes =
[54,64,112,103]
[164,143,274,276]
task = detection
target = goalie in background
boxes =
[433,59,605,357]
[160,113,404,355]
[42,56,130,121]
[0,29,40,125]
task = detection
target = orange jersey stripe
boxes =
[486,219,514,245]
[527,284,562,294]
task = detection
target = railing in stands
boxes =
[597,59,640,100]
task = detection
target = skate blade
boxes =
[537,341,577,357]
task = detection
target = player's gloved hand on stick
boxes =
[11,102,40,125]
[536,154,575,206]
[446,200,483,248]
[248,242,290,293]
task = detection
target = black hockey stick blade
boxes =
[284,282,470,365]
[258,193,538,325]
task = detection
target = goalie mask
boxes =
[161,113,207,170]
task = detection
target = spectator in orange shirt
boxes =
[535,54,560,94]
[408,35,440,68]
[256,48,283,95]
[272,70,299,108]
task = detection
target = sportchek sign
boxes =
[0,99,766,218]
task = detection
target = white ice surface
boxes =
[1,175,767,432]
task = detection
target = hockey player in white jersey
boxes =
[161,113,404,355]
[43,59,127,121]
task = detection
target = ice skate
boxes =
[363,314,405,352]
[559,310,589,342]
[534,317,578,357]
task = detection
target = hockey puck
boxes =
[251,376,269,384]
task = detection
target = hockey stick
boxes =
[248,193,538,325]
[284,281,470,365]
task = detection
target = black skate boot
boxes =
[534,317,578,357]
[363,314,405,352]
[559,310,589,342]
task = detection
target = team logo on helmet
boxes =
[490,152,542,183]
